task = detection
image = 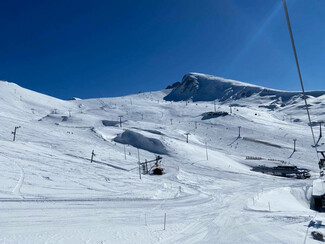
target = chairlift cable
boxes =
[282,0,318,159]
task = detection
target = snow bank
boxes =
[132,127,164,135]
[113,130,168,154]
[247,187,310,212]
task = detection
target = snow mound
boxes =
[132,127,164,135]
[164,72,325,103]
[247,187,310,212]
[113,130,168,154]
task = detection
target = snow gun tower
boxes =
[139,156,164,176]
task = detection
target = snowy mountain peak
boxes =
[164,72,325,103]
[2,74,325,243]
[0,80,19,87]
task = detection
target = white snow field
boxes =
[1,72,325,243]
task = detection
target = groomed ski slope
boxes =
[0,77,325,243]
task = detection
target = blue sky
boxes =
[0,0,324,99]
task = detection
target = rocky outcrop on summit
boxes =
[164,73,325,103]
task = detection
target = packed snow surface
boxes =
[1,74,325,243]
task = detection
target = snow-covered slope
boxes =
[164,72,325,103]
[1,77,325,243]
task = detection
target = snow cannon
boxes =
[152,167,164,175]
[138,156,165,176]
[150,156,164,175]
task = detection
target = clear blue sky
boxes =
[0,0,324,99]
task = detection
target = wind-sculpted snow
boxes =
[113,130,168,154]
[164,72,325,104]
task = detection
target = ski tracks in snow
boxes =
[12,161,25,198]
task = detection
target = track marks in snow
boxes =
[66,153,128,171]
[12,161,24,198]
